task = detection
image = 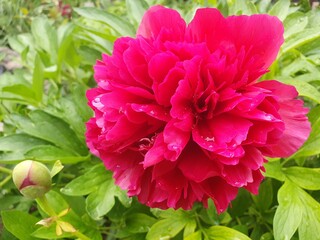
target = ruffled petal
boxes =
[137,5,186,41]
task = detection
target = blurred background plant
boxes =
[0,0,320,239]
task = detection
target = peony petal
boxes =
[137,5,186,41]
[257,81,311,157]
[187,9,284,81]
[178,143,221,183]
[163,120,190,161]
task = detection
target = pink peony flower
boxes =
[86,6,311,213]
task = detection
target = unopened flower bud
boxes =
[12,160,52,199]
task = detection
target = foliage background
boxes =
[1,0,320,239]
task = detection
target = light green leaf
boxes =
[2,84,37,105]
[283,167,320,190]
[231,0,258,15]
[264,161,285,181]
[274,182,303,240]
[281,27,320,55]
[185,231,202,240]
[24,145,89,164]
[1,210,40,240]
[31,16,58,61]
[298,192,320,240]
[32,54,44,102]
[0,134,49,152]
[147,209,194,240]
[126,0,149,26]
[206,226,251,240]
[74,7,135,37]
[50,160,64,177]
[184,220,197,238]
[268,0,290,21]
[284,12,308,39]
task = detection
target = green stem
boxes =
[72,231,91,240]
[194,212,209,240]
[37,195,57,217]
[0,175,12,187]
[0,166,12,174]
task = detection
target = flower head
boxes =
[86,6,311,212]
[12,160,52,199]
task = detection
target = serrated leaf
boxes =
[74,7,135,37]
[1,210,41,240]
[274,182,303,240]
[206,226,251,240]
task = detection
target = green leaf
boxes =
[32,54,44,102]
[24,145,89,164]
[11,110,87,156]
[281,27,320,55]
[61,164,109,196]
[31,16,58,61]
[298,190,320,240]
[1,210,40,240]
[125,213,157,233]
[284,12,308,39]
[147,209,194,240]
[126,0,149,26]
[264,160,285,181]
[274,181,303,240]
[2,84,37,105]
[185,231,202,240]
[62,164,129,219]
[0,134,49,152]
[268,0,290,21]
[252,178,273,211]
[283,167,320,190]
[74,7,135,37]
[86,179,116,220]
[231,0,258,15]
[206,226,251,240]
[0,196,23,211]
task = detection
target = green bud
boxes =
[12,160,52,199]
